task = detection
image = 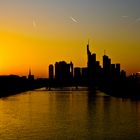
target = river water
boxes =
[0,87,140,140]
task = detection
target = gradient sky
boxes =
[0,0,140,77]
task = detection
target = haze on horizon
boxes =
[0,0,140,77]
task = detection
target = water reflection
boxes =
[0,88,140,139]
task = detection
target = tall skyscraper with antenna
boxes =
[86,41,97,85]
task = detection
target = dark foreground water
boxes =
[0,87,140,140]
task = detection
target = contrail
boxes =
[122,16,129,18]
[131,18,140,24]
[70,17,78,23]
[135,18,140,22]
[121,16,140,25]
[33,20,37,28]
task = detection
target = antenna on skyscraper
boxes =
[104,49,106,55]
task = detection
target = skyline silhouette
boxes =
[0,41,139,78]
[0,42,139,98]
[46,42,140,98]
[0,40,139,78]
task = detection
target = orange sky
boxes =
[0,0,140,77]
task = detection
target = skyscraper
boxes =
[103,55,111,77]
[87,42,96,68]
[87,43,97,84]
[74,67,81,78]
[55,61,73,82]
[116,63,121,78]
[49,64,54,79]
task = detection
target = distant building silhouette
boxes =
[103,55,111,77]
[111,64,116,78]
[87,42,96,70]
[87,43,95,81]
[121,70,126,79]
[87,42,102,85]
[55,61,73,83]
[116,63,121,78]
[74,67,81,80]
[49,64,54,79]
[81,67,88,84]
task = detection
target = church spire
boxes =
[28,68,34,81]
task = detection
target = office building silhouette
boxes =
[103,55,111,77]
[55,61,73,83]
[49,64,54,79]
[116,64,121,78]
[87,42,98,84]
[74,67,81,80]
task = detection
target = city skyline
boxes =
[48,43,126,86]
[0,0,140,77]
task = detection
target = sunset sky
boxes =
[0,0,140,77]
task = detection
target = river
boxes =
[0,87,140,140]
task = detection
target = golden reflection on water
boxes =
[0,89,140,139]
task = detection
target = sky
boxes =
[0,0,140,77]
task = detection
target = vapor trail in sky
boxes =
[70,17,78,23]
[122,16,129,18]
[135,18,140,22]
[33,20,37,28]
